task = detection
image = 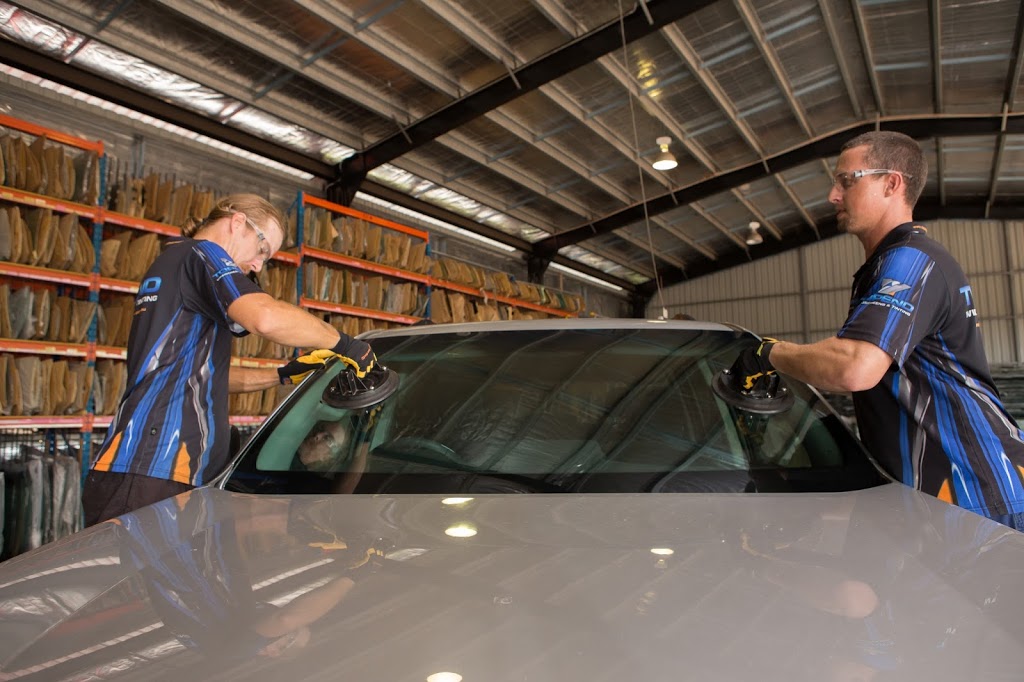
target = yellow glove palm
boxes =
[277,349,339,385]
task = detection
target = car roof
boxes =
[359,317,742,339]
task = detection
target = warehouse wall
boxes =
[2,69,629,318]
[651,220,1024,367]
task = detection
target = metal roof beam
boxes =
[535,113,1024,254]
[616,233,688,271]
[639,198,1024,293]
[661,24,784,240]
[1004,1,1024,110]
[649,220,718,260]
[988,3,1024,214]
[930,0,943,113]
[572,242,658,280]
[0,36,641,294]
[733,0,814,137]
[986,108,1010,216]
[14,0,373,147]
[816,0,861,118]
[776,175,820,239]
[0,38,335,178]
[339,0,718,183]
[734,0,825,237]
[410,0,720,270]
[294,0,463,97]
[364,174,638,290]
[850,0,884,115]
[147,0,409,120]
[143,0,624,233]
[689,203,749,250]
[301,0,660,212]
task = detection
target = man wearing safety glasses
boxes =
[84,194,377,525]
[727,131,1024,530]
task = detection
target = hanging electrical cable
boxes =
[617,0,669,319]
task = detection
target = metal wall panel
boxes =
[1011,272,1024,366]
[658,252,800,304]
[972,274,1011,317]
[1007,222,1024,269]
[983,320,1017,367]
[681,296,803,337]
[802,235,862,291]
[805,290,849,332]
[658,251,804,335]
[653,219,1024,366]
[1006,222,1024,364]
[928,220,1006,274]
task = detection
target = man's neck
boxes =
[860,213,914,259]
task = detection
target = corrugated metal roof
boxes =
[2,0,1022,300]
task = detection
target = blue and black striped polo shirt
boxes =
[93,238,261,486]
[838,222,1024,518]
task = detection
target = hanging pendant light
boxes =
[651,136,678,171]
[745,221,763,246]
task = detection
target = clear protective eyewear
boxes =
[310,426,341,450]
[831,169,911,191]
[244,216,271,263]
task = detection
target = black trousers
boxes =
[82,470,193,527]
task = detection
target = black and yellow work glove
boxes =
[728,337,780,392]
[331,335,376,378]
[353,404,383,446]
[277,349,337,385]
[344,536,394,580]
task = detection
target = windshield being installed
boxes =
[223,327,884,495]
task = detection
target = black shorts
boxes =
[82,470,193,527]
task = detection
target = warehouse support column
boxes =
[326,155,368,207]
[527,253,552,284]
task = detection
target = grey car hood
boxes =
[1,482,1023,681]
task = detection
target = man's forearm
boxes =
[769,336,891,393]
[228,366,283,393]
[228,294,343,350]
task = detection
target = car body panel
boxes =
[5,319,1022,681]
[2,483,1023,681]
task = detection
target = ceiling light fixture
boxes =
[651,136,678,171]
[745,221,763,246]
[549,262,624,292]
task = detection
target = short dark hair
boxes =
[841,131,927,208]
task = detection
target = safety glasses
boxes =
[244,216,271,264]
[831,169,912,191]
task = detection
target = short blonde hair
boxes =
[182,193,283,238]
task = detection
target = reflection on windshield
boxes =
[225,328,883,496]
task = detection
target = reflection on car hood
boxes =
[1,483,1023,681]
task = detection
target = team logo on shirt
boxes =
[960,285,978,319]
[862,278,915,316]
[878,279,910,296]
[137,276,161,305]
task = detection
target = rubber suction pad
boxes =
[711,369,795,415]
[323,366,400,410]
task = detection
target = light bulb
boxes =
[651,136,678,171]
[745,221,763,246]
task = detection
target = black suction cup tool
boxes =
[323,365,400,410]
[711,368,795,415]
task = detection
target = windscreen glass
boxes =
[224,328,884,495]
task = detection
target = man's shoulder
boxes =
[876,225,957,265]
[900,227,965,275]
